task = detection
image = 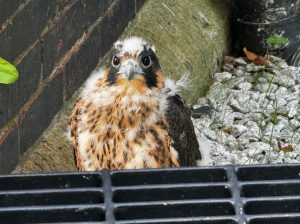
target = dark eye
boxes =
[141,56,151,68]
[112,56,120,67]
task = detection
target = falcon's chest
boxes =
[78,86,178,169]
[84,87,165,136]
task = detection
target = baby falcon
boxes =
[70,36,201,171]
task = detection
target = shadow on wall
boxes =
[0,0,144,174]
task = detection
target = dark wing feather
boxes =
[166,94,201,166]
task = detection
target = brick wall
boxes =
[0,0,144,174]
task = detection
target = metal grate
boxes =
[0,164,300,223]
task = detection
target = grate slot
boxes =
[114,182,229,190]
[0,173,101,190]
[111,168,228,186]
[117,217,238,224]
[237,165,300,181]
[238,179,300,185]
[114,201,235,220]
[241,182,300,197]
[247,213,300,224]
[0,190,103,207]
[245,198,300,214]
[113,185,231,202]
[0,205,105,223]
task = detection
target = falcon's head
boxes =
[104,37,164,92]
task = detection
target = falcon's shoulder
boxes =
[165,94,201,166]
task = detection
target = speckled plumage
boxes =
[70,37,201,171]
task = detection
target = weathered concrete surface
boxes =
[14,0,231,173]
[123,0,231,103]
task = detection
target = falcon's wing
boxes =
[166,94,201,166]
[70,97,84,170]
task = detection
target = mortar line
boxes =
[0,0,118,145]
[0,0,32,33]
[47,15,104,82]
[13,0,78,66]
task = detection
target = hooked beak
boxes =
[117,59,144,80]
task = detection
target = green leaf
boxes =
[266,34,290,50]
[0,57,19,84]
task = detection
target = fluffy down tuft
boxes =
[163,73,190,97]
[114,36,155,55]
[159,74,190,115]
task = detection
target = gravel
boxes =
[193,56,300,166]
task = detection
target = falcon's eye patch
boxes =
[141,56,151,68]
[112,56,120,67]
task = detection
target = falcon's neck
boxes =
[103,84,167,129]
[81,70,186,132]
